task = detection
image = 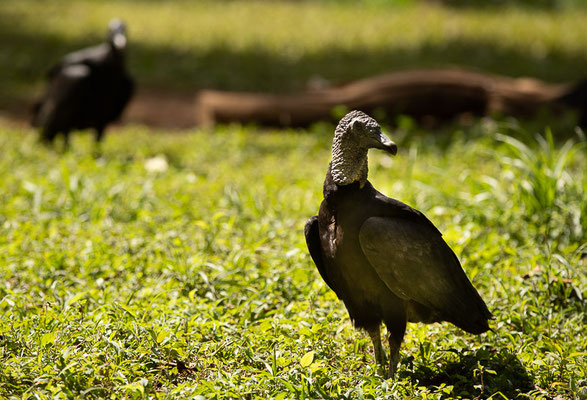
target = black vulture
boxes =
[32,19,134,148]
[304,110,492,378]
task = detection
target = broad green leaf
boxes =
[40,332,57,347]
[65,292,86,308]
[300,351,314,368]
[156,330,169,344]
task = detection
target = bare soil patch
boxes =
[0,89,197,131]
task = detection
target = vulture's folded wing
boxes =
[359,216,491,333]
[305,216,336,292]
[35,65,92,129]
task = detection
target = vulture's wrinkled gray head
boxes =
[331,110,397,186]
[107,19,127,50]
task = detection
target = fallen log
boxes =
[194,68,585,128]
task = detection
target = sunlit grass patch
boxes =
[0,121,585,399]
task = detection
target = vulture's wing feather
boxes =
[304,216,335,291]
[46,44,108,79]
[35,65,92,130]
[359,216,491,333]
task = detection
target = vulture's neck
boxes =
[330,136,368,187]
[108,40,127,58]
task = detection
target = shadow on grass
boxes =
[401,347,533,399]
[436,0,585,10]
[2,13,587,103]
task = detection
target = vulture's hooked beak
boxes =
[373,130,397,155]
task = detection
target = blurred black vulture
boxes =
[304,110,492,378]
[558,78,587,129]
[32,19,134,147]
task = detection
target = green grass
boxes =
[0,121,585,399]
[2,0,587,106]
[1,1,586,398]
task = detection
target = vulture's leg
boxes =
[40,125,57,146]
[366,325,386,374]
[94,127,105,157]
[386,324,406,379]
[40,131,53,146]
[95,126,105,143]
[62,131,71,152]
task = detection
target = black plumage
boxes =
[557,78,587,129]
[304,110,492,378]
[32,19,134,147]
